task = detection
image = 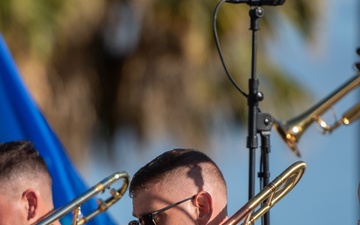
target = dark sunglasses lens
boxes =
[129,220,140,225]
[141,215,156,225]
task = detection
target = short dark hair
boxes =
[129,148,226,197]
[0,140,51,183]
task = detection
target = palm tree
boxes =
[0,0,321,163]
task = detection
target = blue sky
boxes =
[81,0,359,224]
[263,0,359,224]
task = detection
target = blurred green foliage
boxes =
[0,0,321,162]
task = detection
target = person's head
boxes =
[0,140,58,225]
[129,148,228,225]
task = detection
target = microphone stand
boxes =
[246,6,274,225]
[247,5,263,200]
[259,122,273,225]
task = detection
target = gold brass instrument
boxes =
[223,161,306,225]
[35,171,130,225]
[273,73,360,156]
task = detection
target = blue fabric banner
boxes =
[0,35,117,225]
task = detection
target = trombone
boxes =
[34,171,130,225]
[223,161,306,225]
[273,73,360,156]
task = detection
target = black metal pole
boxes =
[256,112,273,225]
[260,130,271,225]
[247,6,264,201]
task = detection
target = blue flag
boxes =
[0,35,117,225]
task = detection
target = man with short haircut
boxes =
[129,148,228,225]
[0,140,60,225]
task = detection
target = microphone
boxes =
[225,0,285,6]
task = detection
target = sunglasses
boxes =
[129,195,196,225]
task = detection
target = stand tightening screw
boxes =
[256,91,264,101]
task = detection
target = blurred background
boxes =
[0,0,359,224]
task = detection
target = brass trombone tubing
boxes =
[35,171,130,225]
[322,102,360,133]
[274,73,360,156]
[223,161,306,225]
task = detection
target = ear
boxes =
[194,191,212,225]
[22,189,38,220]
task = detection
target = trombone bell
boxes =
[273,73,360,157]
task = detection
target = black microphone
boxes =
[225,0,285,6]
